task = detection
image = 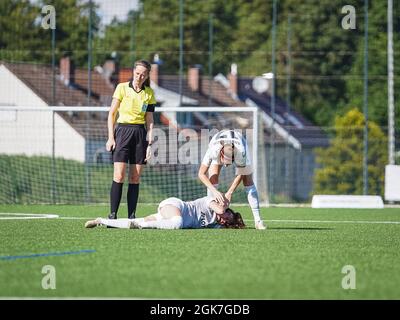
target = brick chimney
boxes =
[118,68,132,84]
[60,55,75,85]
[188,65,202,92]
[228,63,238,99]
[150,63,159,86]
[103,60,116,77]
[102,59,119,87]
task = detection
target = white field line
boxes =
[0,296,160,300]
[0,213,59,219]
[57,217,91,220]
[65,218,400,224]
[1,213,400,225]
[0,213,93,220]
[244,219,400,225]
[0,296,235,300]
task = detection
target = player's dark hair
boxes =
[223,208,245,229]
[134,60,151,88]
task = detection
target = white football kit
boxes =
[157,197,221,229]
[202,130,253,175]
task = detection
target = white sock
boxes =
[139,216,183,229]
[207,184,219,198]
[245,184,261,223]
[99,218,132,229]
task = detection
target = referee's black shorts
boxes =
[112,124,148,164]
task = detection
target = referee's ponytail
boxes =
[134,60,152,88]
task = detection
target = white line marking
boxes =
[2,213,399,225]
[244,219,400,225]
[58,217,91,220]
[0,213,59,220]
[0,296,154,300]
[0,214,105,221]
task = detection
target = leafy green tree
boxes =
[38,0,101,66]
[0,0,100,66]
[314,108,387,196]
[345,0,400,130]
[97,0,240,73]
[1,0,399,134]
[270,0,361,126]
[229,0,399,132]
[229,0,272,74]
[181,0,239,74]
[93,10,138,68]
[0,0,44,61]
[95,0,179,71]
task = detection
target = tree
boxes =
[37,0,100,67]
[0,0,44,61]
[313,108,387,196]
[1,0,399,134]
[229,0,272,75]
[97,0,240,73]
[0,0,100,66]
[272,0,360,127]
[93,10,138,68]
[181,0,239,74]
[345,0,400,130]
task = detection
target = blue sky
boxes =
[32,0,139,25]
[95,0,139,25]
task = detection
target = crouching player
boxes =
[198,129,266,230]
[85,196,245,230]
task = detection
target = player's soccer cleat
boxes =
[255,220,267,230]
[85,218,102,228]
[108,212,117,219]
[128,213,135,219]
[129,219,142,229]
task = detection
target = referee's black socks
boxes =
[109,181,123,219]
[127,183,139,219]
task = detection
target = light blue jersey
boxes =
[182,197,220,229]
[158,197,220,229]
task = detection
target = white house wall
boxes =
[54,114,85,162]
[0,64,85,162]
[0,64,48,107]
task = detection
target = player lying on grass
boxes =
[84,196,245,229]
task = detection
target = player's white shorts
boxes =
[235,164,253,175]
[157,197,185,214]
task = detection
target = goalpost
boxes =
[0,106,267,205]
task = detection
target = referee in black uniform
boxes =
[106,60,156,219]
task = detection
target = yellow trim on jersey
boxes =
[113,82,156,124]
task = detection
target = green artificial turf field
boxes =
[0,204,399,299]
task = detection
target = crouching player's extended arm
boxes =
[225,175,243,204]
[198,164,227,205]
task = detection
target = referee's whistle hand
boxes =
[145,146,152,162]
[106,139,115,152]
